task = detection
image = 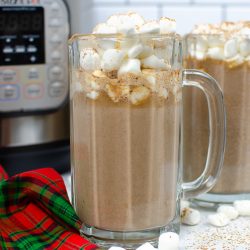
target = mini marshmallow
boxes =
[142,55,168,69]
[234,200,250,216]
[109,247,126,250]
[181,207,201,226]
[224,39,238,59]
[226,54,244,68]
[128,44,144,58]
[180,200,190,210]
[159,17,176,34]
[208,213,230,227]
[130,86,150,105]
[196,36,208,52]
[207,36,225,48]
[142,69,157,91]
[101,49,125,71]
[80,48,101,72]
[118,59,141,76]
[138,46,154,59]
[93,22,117,34]
[138,21,160,34]
[159,87,169,99]
[86,90,100,100]
[158,232,180,250]
[239,38,250,57]
[207,47,224,60]
[106,84,130,102]
[217,205,239,220]
[107,12,145,30]
[136,242,156,250]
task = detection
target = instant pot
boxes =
[0,0,70,175]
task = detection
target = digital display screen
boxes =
[0,6,45,66]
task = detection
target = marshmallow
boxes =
[106,84,130,102]
[142,69,157,91]
[217,205,239,220]
[142,55,168,69]
[158,232,180,250]
[118,59,141,76]
[207,36,225,48]
[159,87,169,99]
[234,200,250,216]
[138,46,154,59]
[196,36,208,52]
[154,47,170,60]
[86,90,100,100]
[207,47,224,60]
[224,39,238,59]
[136,242,156,250]
[239,38,250,57]
[128,44,144,58]
[107,12,145,31]
[180,200,190,210]
[101,49,125,71]
[226,54,244,68]
[138,21,160,34]
[130,86,150,105]
[208,213,230,227]
[181,207,201,226]
[80,48,101,72]
[109,247,126,250]
[159,17,176,34]
[93,22,117,34]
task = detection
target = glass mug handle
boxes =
[182,69,226,198]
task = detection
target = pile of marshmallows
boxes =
[189,22,250,66]
[181,199,250,227]
[78,12,177,102]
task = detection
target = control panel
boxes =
[0,0,69,113]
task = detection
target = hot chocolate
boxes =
[184,21,250,195]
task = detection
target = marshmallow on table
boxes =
[234,200,250,216]
[80,48,101,72]
[217,205,239,220]
[208,213,230,227]
[158,232,180,250]
[142,55,168,69]
[136,242,156,250]
[101,49,125,71]
[109,247,126,250]
[181,207,201,226]
[159,17,176,34]
[180,199,190,210]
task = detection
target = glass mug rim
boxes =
[68,33,182,44]
[186,33,250,38]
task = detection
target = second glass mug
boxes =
[69,34,226,249]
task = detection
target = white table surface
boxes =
[62,173,250,250]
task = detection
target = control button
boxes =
[0,85,19,101]
[50,35,62,45]
[28,68,40,80]
[15,46,25,53]
[49,18,61,27]
[6,38,11,43]
[49,66,63,80]
[3,47,14,54]
[51,2,60,11]
[1,70,17,83]
[25,84,43,99]
[30,56,37,63]
[29,37,35,42]
[49,82,65,97]
[27,45,37,53]
[51,51,62,62]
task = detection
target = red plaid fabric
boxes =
[0,166,99,250]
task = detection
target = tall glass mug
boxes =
[69,34,225,249]
[184,33,250,205]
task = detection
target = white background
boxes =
[66,0,250,35]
